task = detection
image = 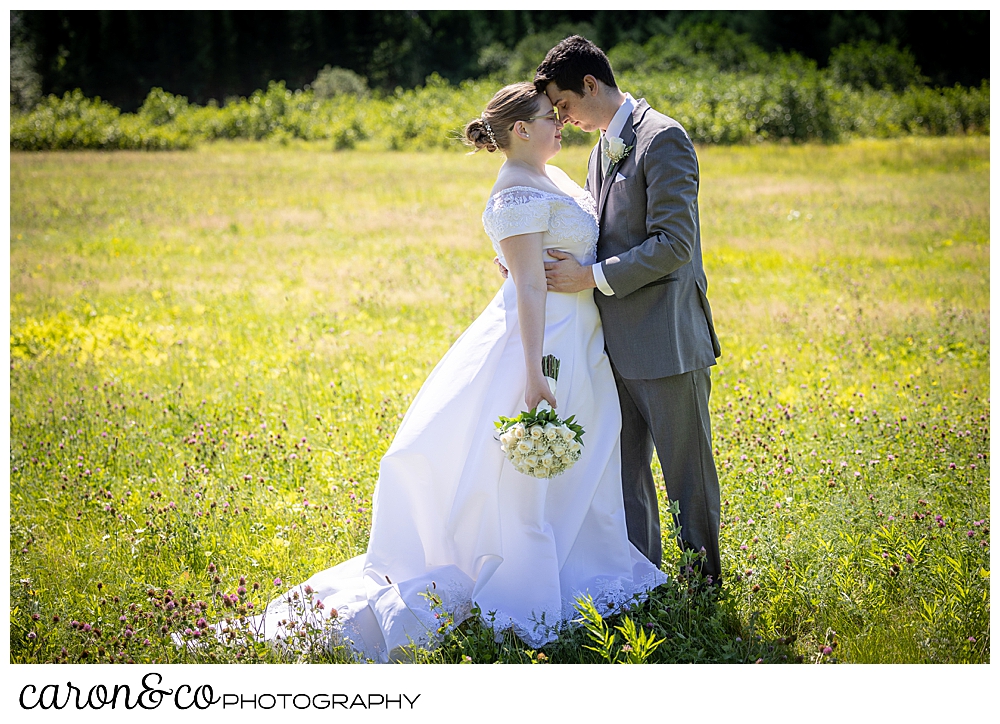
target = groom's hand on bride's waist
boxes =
[544,250,598,293]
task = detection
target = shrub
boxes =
[829,40,927,92]
[9,69,988,151]
[615,24,771,75]
[310,66,370,100]
[139,88,190,126]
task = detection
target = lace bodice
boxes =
[482,186,599,268]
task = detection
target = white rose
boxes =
[544,424,558,440]
[607,135,625,157]
[560,426,575,441]
[529,426,543,439]
[517,440,533,454]
[569,441,582,454]
[513,425,525,439]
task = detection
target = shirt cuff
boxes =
[592,262,614,296]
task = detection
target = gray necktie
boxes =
[600,135,610,178]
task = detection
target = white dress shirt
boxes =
[592,92,635,297]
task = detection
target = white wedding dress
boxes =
[234,180,667,662]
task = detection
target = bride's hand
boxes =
[525,372,557,410]
[493,256,509,279]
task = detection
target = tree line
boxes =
[11,10,990,113]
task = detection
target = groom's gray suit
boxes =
[587,98,722,579]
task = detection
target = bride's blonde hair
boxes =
[464,82,541,153]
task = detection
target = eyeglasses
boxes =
[509,109,560,130]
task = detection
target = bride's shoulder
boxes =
[488,178,551,209]
[545,164,585,195]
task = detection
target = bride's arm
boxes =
[499,232,557,410]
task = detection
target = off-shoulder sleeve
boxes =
[482,187,551,245]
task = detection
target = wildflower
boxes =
[27,632,37,641]
[967,531,975,537]
[822,646,833,655]
[273,578,282,587]
[968,637,976,643]
[83,623,92,632]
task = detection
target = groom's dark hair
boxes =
[534,35,617,96]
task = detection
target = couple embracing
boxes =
[247,36,722,662]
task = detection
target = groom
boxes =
[535,36,723,584]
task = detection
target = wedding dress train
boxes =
[231,182,666,662]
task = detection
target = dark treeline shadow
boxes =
[12,9,990,112]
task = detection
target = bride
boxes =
[229,83,666,662]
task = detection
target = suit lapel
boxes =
[598,113,637,220]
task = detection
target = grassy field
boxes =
[9,137,989,664]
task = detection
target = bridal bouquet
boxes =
[495,355,585,479]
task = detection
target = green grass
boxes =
[10,137,989,664]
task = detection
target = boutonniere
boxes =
[604,135,633,165]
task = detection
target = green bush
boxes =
[611,24,772,75]
[310,65,370,99]
[832,81,991,138]
[9,59,989,152]
[10,89,195,150]
[138,88,190,126]
[829,40,926,92]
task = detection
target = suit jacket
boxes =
[589,98,721,380]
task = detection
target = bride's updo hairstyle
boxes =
[464,82,540,153]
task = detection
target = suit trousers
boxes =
[612,362,722,582]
